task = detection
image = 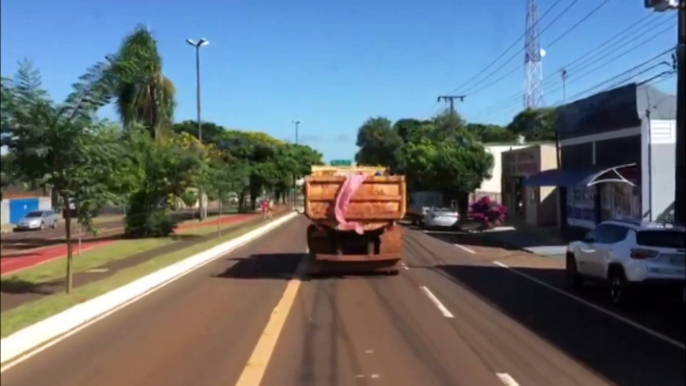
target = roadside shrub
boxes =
[180,190,198,208]
[125,191,178,238]
[468,196,507,229]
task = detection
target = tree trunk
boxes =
[62,194,74,294]
[217,199,222,237]
[238,192,246,213]
[456,192,470,223]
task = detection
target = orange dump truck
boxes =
[303,165,406,275]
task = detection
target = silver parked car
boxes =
[15,210,59,231]
[422,207,460,228]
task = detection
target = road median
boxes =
[0,210,299,366]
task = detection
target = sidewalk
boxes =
[480,218,581,258]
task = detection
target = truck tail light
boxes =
[630,248,659,260]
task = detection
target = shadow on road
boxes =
[437,264,685,386]
[216,254,304,280]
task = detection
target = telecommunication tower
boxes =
[524,0,544,108]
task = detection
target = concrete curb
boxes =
[0,212,299,365]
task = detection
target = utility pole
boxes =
[186,38,209,220]
[644,1,683,225]
[555,68,567,230]
[436,95,466,115]
[676,0,685,226]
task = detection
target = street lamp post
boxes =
[186,38,209,220]
[292,119,301,145]
[644,0,684,225]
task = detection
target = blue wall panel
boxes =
[9,198,39,224]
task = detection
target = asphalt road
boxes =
[2,217,683,386]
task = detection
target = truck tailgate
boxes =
[304,175,406,222]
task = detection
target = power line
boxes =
[445,0,581,97]
[480,46,675,121]
[557,51,674,105]
[443,0,567,96]
[473,13,673,117]
[477,24,676,121]
[465,0,611,98]
[546,0,613,48]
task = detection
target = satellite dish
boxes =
[540,48,547,57]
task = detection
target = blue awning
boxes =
[523,163,637,187]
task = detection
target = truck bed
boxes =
[304,175,406,231]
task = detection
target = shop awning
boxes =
[523,163,637,187]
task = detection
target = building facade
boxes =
[524,83,677,231]
[472,142,530,203]
[501,143,558,226]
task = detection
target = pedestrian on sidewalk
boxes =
[261,199,270,219]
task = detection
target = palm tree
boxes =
[110,25,176,140]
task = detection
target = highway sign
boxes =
[330,160,352,166]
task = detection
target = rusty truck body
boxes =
[303,165,406,275]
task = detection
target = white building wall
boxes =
[38,197,52,211]
[1,200,9,226]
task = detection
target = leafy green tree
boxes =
[211,129,322,209]
[466,123,518,143]
[506,107,557,141]
[123,128,207,237]
[109,25,176,140]
[172,120,227,145]
[2,60,125,293]
[393,118,425,143]
[355,117,404,171]
[431,109,468,142]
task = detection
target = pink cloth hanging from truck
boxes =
[334,173,368,234]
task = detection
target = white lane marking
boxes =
[496,372,520,386]
[0,216,299,372]
[401,262,409,270]
[420,286,454,318]
[234,252,308,386]
[493,261,686,350]
[454,243,476,254]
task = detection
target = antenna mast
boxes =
[524,0,544,109]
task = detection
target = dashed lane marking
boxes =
[496,372,520,386]
[420,286,454,318]
[454,243,476,254]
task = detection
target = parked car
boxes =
[422,207,459,228]
[14,210,59,231]
[565,219,685,306]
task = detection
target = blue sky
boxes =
[1,0,678,161]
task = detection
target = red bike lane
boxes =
[0,214,258,276]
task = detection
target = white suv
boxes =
[565,219,685,306]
